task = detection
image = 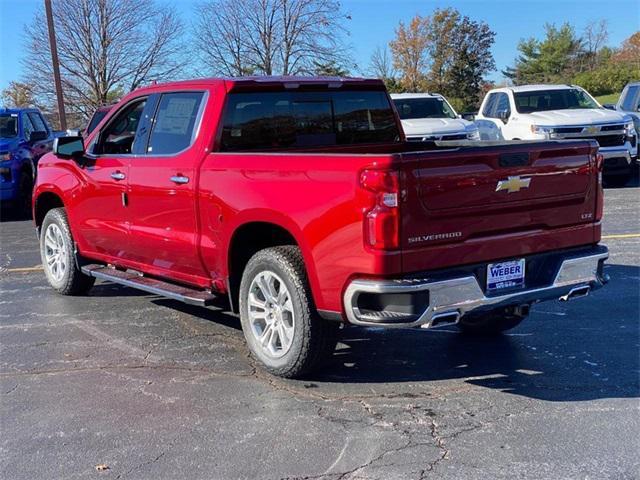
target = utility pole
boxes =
[44,0,67,130]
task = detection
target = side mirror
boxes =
[53,136,85,159]
[29,131,48,143]
[602,104,616,110]
[461,111,477,122]
[498,110,510,123]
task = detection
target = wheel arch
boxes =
[34,190,64,230]
[226,220,319,313]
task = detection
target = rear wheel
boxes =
[457,310,526,335]
[40,208,95,295]
[239,246,336,378]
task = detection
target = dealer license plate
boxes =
[487,259,525,291]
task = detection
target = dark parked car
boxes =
[0,108,55,215]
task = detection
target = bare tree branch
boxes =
[22,0,186,126]
[192,0,350,77]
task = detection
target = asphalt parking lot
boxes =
[1,181,639,480]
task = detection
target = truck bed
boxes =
[198,139,601,314]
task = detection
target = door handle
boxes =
[170,175,189,184]
[111,171,126,181]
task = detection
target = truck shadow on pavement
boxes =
[145,264,639,403]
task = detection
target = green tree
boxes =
[388,8,495,108]
[444,16,496,109]
[504,23,582,84]
[389,15,431,91]
[573,63,640,96]
[312,60,349,77]
[426,8,461,93]
[1,81,38,108]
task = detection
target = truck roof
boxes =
[0,107,41,114]
[390,93,443,99]
[132,76,385,95]
[493,84,578,94]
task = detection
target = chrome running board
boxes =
[81,265,216,307]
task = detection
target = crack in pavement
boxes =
[3,383,19,395]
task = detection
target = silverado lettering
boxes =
[408,231,463,243]
[33,77,609,378]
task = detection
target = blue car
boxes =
[0,108,55,216]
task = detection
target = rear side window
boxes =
[21,113,35,138]
[28,112,48,133]
[495,93,510,116]
[621,85,639,111]
[220,90,399,151]
[147,92,204,155]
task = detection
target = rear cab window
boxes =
[219,90,399,151]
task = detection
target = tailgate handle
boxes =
[499,152,529,168]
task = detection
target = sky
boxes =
[0,0,638,92]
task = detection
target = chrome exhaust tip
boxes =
[559,285,590,302]
[425,311,461,328]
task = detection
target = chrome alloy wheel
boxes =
[43,223,68,282]
[247,271,295,358]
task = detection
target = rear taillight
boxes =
[594,153,604,221]
[360,169,400,250]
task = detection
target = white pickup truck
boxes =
[609,81,639,165]
[391,93,480,142]
[475,84,637,186]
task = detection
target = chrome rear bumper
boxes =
[343,247,608,328]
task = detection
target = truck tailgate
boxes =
[398,141,600,272]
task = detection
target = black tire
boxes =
[40,208,95,295]
[457,311,525,336]
[17,170,33,219]
[603,173,631,188]
[239,245,335,378]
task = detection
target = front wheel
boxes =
[40,208,95,295]
[239,246,336,378]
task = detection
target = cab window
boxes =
[621,85,639,111]
[28,112,48,134]
[22,113,35,139]
[146,92,204,155]
[93,98,147,155]
[494,93,511,118]
[482,93,498,117]
[220,90,399,151]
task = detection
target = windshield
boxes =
[514,89,599,113]
[87,109,110,134]
[393,97,457,120]
[0,114,19,138]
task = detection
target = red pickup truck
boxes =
[33,77,608,378]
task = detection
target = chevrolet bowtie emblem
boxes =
[496,176,531,193]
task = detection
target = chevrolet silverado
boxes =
[475,84,636,186]
[33,77,608,378]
